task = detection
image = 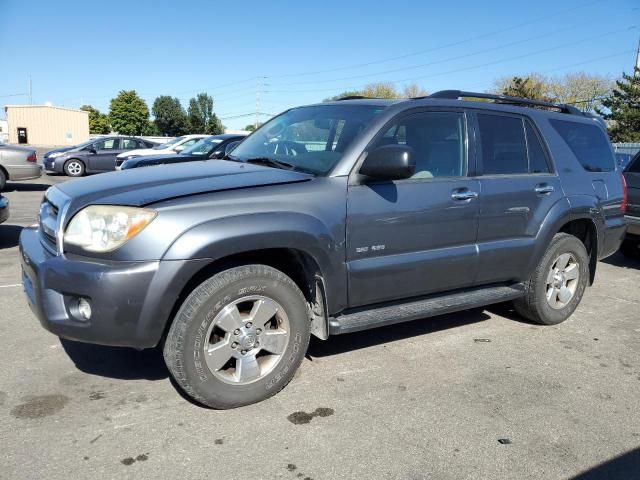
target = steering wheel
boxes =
[267,141,306,157]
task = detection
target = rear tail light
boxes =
[621,174,627,214]
[27,153,37,163]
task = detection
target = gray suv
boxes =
[20,91,627,408]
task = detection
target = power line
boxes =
[269,0,605,79]
[271,19,604,88]
[267,26,636,94]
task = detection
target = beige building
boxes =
[4,104,89,146]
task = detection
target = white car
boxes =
[116,135,207,161]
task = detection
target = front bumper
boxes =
[0,197,9,224]
[43,157,63,173]
[19,226,209,348]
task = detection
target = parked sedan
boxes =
[116,134,208,163]
[0,195,8,224]
[0,143,42,191]
[43,136,156,177]
[117,134,247,170]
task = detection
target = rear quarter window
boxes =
[549,119,615,172]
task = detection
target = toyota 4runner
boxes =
[20,91,627,408]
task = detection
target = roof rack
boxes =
[427,90,583,115]
[336,95,373,100]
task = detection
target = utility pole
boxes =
[635,34,640,73]
[255,77,262,130]
[28,75,32,105]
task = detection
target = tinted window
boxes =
[478,114,527,175]
[550,119,615,172]
[628,153,640,173]
[373,111,466,178]
[122,139,139,149]
[525,121,551,173]
[94,139,118,150]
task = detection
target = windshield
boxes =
[182,136,224,156]
[154,136,185,150]
[229,104,384,175]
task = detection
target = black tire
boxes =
[513,233,589,325]
[64,159,85,177]
[163,265,311,409]
[0,169,6,191]
[620,238,640,259]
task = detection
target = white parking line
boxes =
[0,284,21,288]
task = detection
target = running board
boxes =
[329,283,525,335]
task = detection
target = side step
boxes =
[329,283,525,335]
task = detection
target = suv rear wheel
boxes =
[164,264,310,409]
[514,233,589,325]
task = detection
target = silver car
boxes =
[0,143,43,190]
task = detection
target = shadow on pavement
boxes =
[2,182,50,192]
[308,309,491,358]
[570,447,640,480]
[0,225,23,249]
[60,339,168,381]
[601,251,640,269]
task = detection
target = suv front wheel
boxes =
[164,264,311,409]
[514,233,589,325]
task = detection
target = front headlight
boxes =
[64,205,156,252]
[49,152,64,158]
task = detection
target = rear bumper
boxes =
[598,215,627,260]
[19,226,209,349]
[8,164,42,180]
[625,215,640,236]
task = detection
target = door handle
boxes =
[451,191,478,201]
[534,184,554,194]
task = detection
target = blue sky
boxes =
[1,0,638,129]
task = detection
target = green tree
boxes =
[109,90,150,135]
[497,75,554,101]
[152,96,188,136]
[80,105,110,134]
[188,92,220,133]
[244,124,256,132]
[597,68,640,142]
[360,82,400,99]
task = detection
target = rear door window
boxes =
[477,114,528,175]
[549,119,615,172]
[525,121,551,174]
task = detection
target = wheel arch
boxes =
[0,164,9,182]
[165,247,331,342]
[530,198,599,286]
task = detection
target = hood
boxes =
[116,148,168,159]
[45,145,78,157]
[122,153,188,168]
[55,160,313,212]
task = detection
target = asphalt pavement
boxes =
[1,169,639,480]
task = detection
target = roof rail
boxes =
[427,90,583,115]
[336,95,372,100]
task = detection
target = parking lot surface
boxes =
[1,170,640,480]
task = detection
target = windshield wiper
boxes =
[244,157,296,170]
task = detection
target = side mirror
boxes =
[359,145,415,180]
[88,146,97,154]
[174,145,184,152]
